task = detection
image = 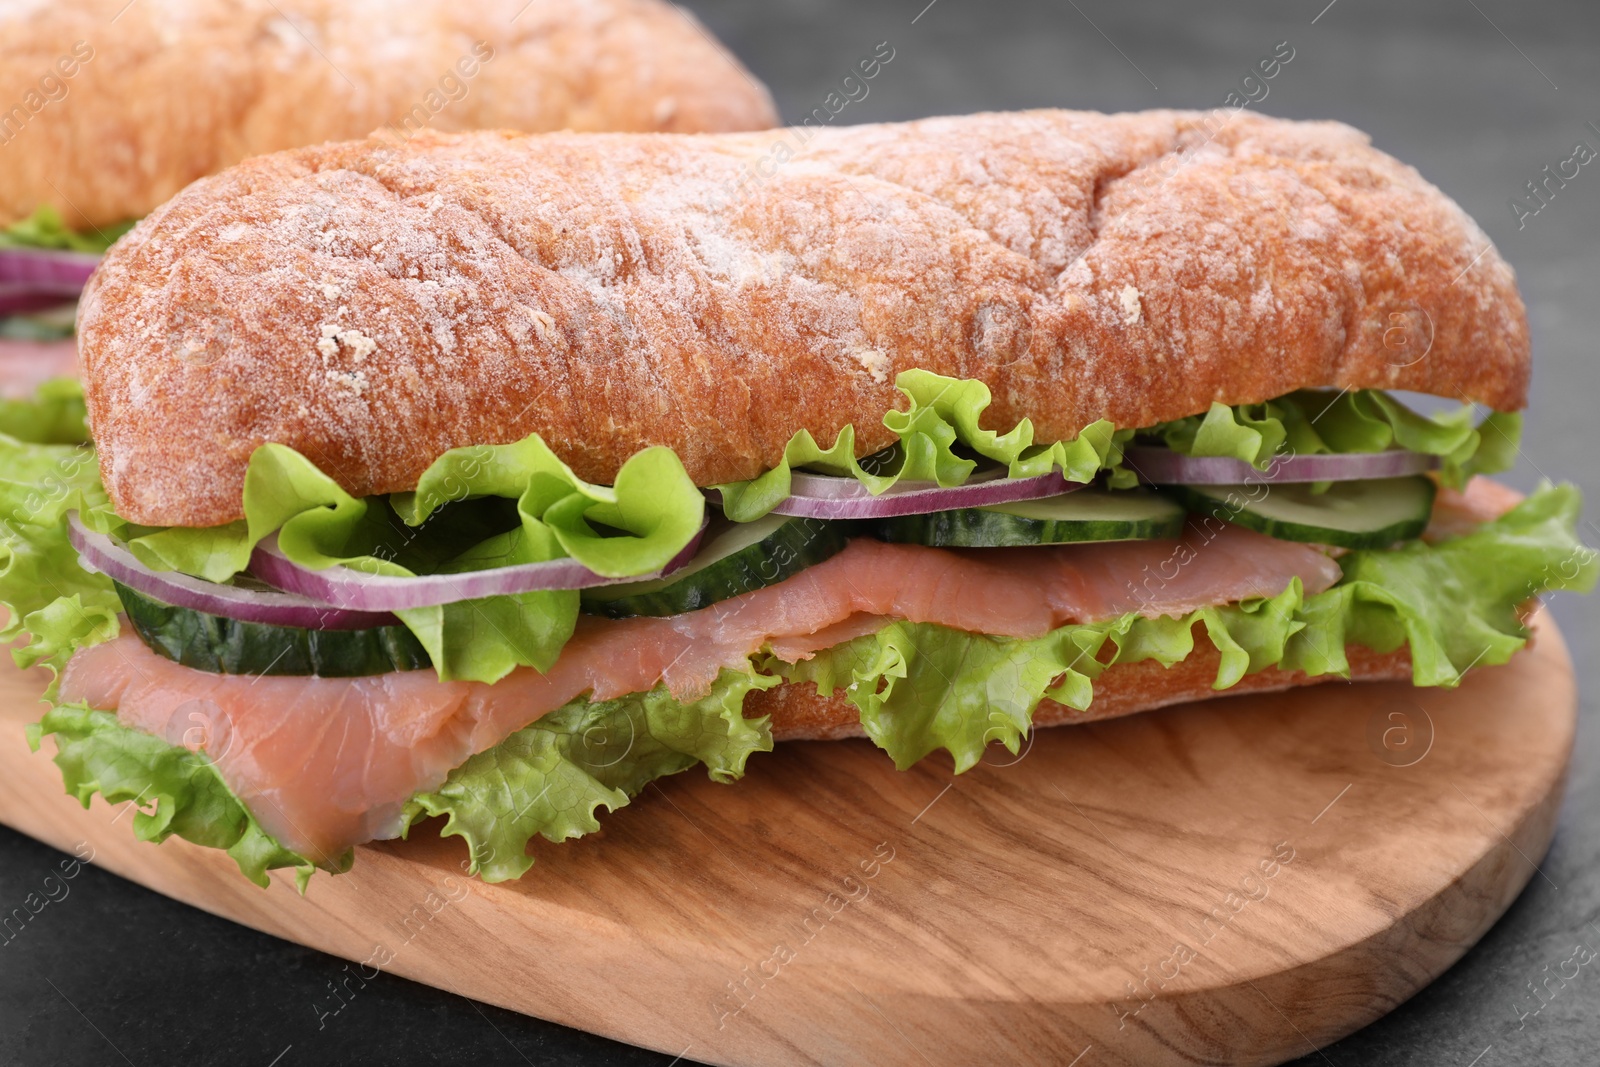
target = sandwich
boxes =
[0,0,777,399]
[2,108,1592,888]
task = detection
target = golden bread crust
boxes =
[77,110,1529,526]
[0,0,776,227]
[755,640,1416,742]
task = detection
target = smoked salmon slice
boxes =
[59,522,1341,861]
[0,338,78,398]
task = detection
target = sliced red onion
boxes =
[68,512,401,630]
[246,521,709,612]
[1,289,75,316]
[1122,445,1441,485]
[755,468,1083,519]
[0,247,99,288]
[0,249,97,315]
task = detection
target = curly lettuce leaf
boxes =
[717,371,1135,521]
[403,667,778,883]
[24,485,1588,886]
[0,377,89,445]
[0,205,136,254]
[778,483,1594,770]
[1311,482,1595,683]
[776,584,1306,772]
[84,437,706,683]
[31,702,333,890]
[1147,390,1520,488]
[29,665,774,888]
[0,429,120,680]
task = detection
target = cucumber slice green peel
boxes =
[1170,476,1437,549]
[116,581,431,677]
[113,471,1434,674]
[580,514,849,619]
[872,488,1186,548]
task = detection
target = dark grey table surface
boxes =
[3,1,1596,1064]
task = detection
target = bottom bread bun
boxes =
[753,638,1418,742]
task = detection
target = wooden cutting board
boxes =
[0,612,1575,1067]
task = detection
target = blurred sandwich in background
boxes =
[0,0,776,400]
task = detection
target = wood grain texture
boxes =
[0,612,1574,1067]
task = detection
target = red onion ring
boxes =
[749,468,1083,520]
[0,249,98,315]
[1122,445,1441,485]
[0,247,98,286]
[0,286,82,317]
[246,520,709,612]
[68,513,400,630]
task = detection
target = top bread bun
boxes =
[77,109,1529,528]
[0,0,777,228]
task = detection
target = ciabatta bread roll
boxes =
[77,109,1529,527]
[1,0,777,229]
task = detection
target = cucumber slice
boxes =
[116,581,431,676]
[872,488,1187,547]
[1172,476,1436,549]
[581,514,848,618]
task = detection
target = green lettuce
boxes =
[0,377,89,445]
[85,437,707,684]
[10,413,710,684]
[0,425,120,681]
[716,370,1136,521]
[1146,390,1519,488]
[0,205,136,254]
[1,206,133,340]
[14,470,1591,886]
[778,483,1595,770]
[403,667,778,882]
[24,665,775,889]
[0,305,77,342]
[30,702,333,889]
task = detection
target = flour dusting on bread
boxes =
[0,0,779,228]
[77,110,1529,527]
